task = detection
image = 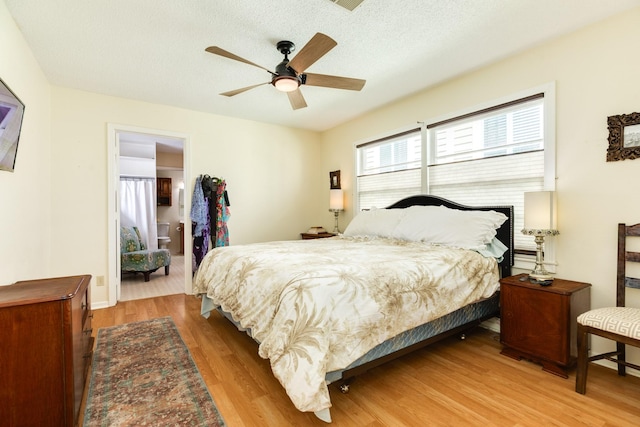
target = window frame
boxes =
[354,126,423,211]
[423,84,556,191]
[353,82,556,272]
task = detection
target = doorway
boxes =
[107,124,191,306]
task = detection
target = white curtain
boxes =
[120,178,158,250]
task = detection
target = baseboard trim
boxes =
[91,300,110,310]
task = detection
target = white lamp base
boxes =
[528,270,555,281]
[522,229,559,282]
[329,209,342,234]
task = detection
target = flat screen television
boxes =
[0,77,25,172]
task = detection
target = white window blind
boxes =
[354,89,553,255]
[427,96,545,251]
[428,151,543,250]
[356,129,421,210]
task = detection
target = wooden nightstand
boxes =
[499,273,591,378]
[300,232,336,240]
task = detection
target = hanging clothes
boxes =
[201,175,217,239]
[213,179,230,247]
[191,174,230,272]
[190,176,208,237]
[190,176,211,272]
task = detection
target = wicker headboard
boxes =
[385,194,514,278]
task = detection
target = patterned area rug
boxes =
[83,317,225,426]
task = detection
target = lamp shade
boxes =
[524,191,557,230]
[329,189,344,210]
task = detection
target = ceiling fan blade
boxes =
[287,33,337,74]
[205,46,274,74]
[304,73,366,91]
[221,82,270,97]
[287,89,307,110]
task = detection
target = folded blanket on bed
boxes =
[193,235,500,415]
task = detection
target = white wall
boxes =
[47,87,323,304]
[322,8,640,364]
[0,2,52,284]
[1,0,325,304]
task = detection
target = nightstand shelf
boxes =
[500,273,591,378]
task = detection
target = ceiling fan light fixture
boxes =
[206,33,365,110]
[273,76,300,92]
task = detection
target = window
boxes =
[355,85,555,258]
[427,95,545,251]
[356,129,422,210]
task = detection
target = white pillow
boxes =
[343,208,406,238]
[392,205,507,250]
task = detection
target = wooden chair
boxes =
[575,223,640,394]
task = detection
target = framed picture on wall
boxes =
[329,170,341,189]
[607,112,640,162]
[0,77,26,172]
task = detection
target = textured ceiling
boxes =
[5,0,640,132]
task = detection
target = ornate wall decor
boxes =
[607,112,640,162]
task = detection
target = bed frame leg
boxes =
[339,377,354,393]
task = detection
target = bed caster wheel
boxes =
[459,333,466,340]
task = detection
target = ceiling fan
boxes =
[205,33,366,110]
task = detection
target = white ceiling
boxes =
[5,0,640,132]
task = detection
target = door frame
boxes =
[107,123,192,306]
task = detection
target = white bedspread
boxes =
[192,235,500,415]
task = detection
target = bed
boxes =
[192,194,514,423]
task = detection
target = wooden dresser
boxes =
[0,275,93,426]
[500,273,591,378]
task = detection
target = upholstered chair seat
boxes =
[577,307,640,340]
[575,223,640,394]
[121,226,171,282]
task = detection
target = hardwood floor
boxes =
[89,294,640,426]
